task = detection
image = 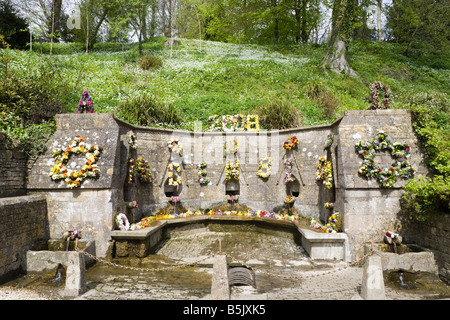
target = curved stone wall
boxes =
[27,110,429,259]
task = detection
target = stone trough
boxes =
[110,216,350,262]
[371,243,439,275]
[26,239,96,297]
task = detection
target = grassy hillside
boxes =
[3,37,449,130]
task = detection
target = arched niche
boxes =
[286,180,300,197]
[164,178,182,197]
[225,179,240,196]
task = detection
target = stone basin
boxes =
[110,216,350,262]
[372,243,439,275]
[26,239,96,274]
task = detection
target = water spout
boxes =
[66,237,70,251]
[51,263,64,283]
[392,242,397,254]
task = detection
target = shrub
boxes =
[401,92,450,220]
[138,54,163,70]
[255,98,301,130]
[114,94,182,127]
[0,74,63,124]
[402,175,450,221]
[305,81,340,118]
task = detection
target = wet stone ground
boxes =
[1,223,449,300]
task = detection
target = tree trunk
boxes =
[377,0,382,41]
[322,0,357,77]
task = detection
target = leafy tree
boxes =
[0,0,29,49]
[386,0,450,55]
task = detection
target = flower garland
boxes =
[127,210,341,234]
[136,156,152,183]
[167,162,182,186]
[49,135,102,189]
[225,159,240,181]
[369,81,392,110]
[355,131,415,188]
[196,162,210,185]
[257,157,272,179]
[126,130,137,150]
[315,156,334,189]
[116,213,130,231]
[223,139,238,155]
[283,136,299,150]
[167,138,183,155]
[208,114,260,132]
[308,213,341,233]
[127,158,135,184]
[323,133,334,151]
[244,115,260,131]
[285,158,296,183]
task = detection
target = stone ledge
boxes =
[110,216,350,261]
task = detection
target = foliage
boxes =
[0,1,29,49]
[401,92,450,220]
[386,0,450,56]
[138,54,162,70]
[255,98,302,130]
[114,94,182,127]
[0,74,63,124]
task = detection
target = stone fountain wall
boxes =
[26,110,429,260]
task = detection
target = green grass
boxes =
[3,37,449,129]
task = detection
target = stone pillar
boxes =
[211,254,230,300]
[63,252,87,297]
[361,254,386,300]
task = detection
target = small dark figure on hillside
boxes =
[76,90,94,113]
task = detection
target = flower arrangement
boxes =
[315,156,334,189]
[136,156,152,183]
[355,131,415,188]
[307,213,341,233]
[225,159,240,180]
[324,202,334,209]
[228,195,239,202]
[127,210,342,234]
[244,115,260,131]
[167,162,182,186]
[76,90,94,114]
[283,136,299,150]
[196,162,210,185]
[285,196,295,204]
[69,226,81,239]
[208,114,260,132]
[368,81,392,110]
[224,139,239,155]
[257,157,272,179]
[116,213,130,231]
[49,135,102,189]
[127,201,138,208]
[127,158,135,184]
[126,130,137,150]
[323,133,334,151]
[170,196,180,203]
[167,138,183,155]
[284,158,296,183]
